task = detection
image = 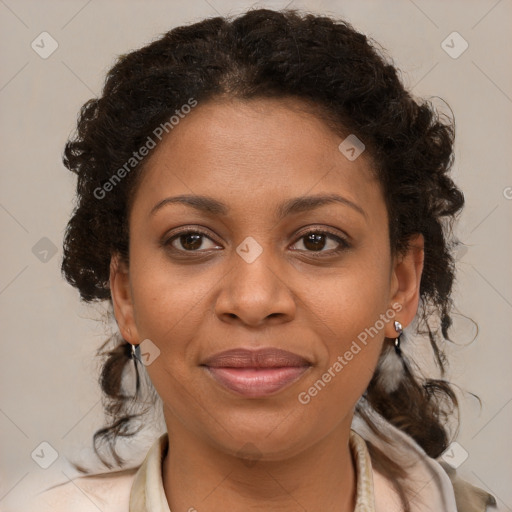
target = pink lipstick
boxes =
[201,348,312,398]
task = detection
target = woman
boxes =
[30,7,496,512]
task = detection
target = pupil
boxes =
[304,233,325,251]
[182,234,202,250]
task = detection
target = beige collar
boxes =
[129,430,376,512]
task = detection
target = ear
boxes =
[109,252,140,344]
[385,233,424,338]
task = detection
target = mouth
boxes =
[200,348,312,398]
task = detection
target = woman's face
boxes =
[111,97,423,461]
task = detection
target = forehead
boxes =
[132,98,385,223]
[146,97,370,170]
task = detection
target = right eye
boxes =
[163,229,222,253]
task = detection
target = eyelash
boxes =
[162,226,350,258]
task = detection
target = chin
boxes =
[206,413,317,462]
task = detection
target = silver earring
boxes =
[131,343,140,362]
[375,320,405,393]
[394,320,403,356]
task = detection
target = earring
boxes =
[131,343,140,362]
[375,320,405,394]
[394,320,403,356]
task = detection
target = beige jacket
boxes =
[24,410,496,512]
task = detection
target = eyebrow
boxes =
[150,193,367,220]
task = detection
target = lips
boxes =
[201,348,312,398]
[202,348,312,368]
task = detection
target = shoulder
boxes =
[352,411,458,511]
[371,444,458,512]
[438,460,497,512]
[372,451,496,512]
[26,468,138,512]
[352,408,496,512]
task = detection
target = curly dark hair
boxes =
[61,8,465,509]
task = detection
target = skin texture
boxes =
[110,97,424,511]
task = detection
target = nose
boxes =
[213,244,296,328]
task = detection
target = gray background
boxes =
[1,0,511,510]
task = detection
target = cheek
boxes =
[296,277,389,415]
[301,257,390,395]
[128,253,210,347]
[305,255,391,342]
[307,300,386,405]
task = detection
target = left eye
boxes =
[291,230,349,255]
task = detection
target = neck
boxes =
[161,415,357,512]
